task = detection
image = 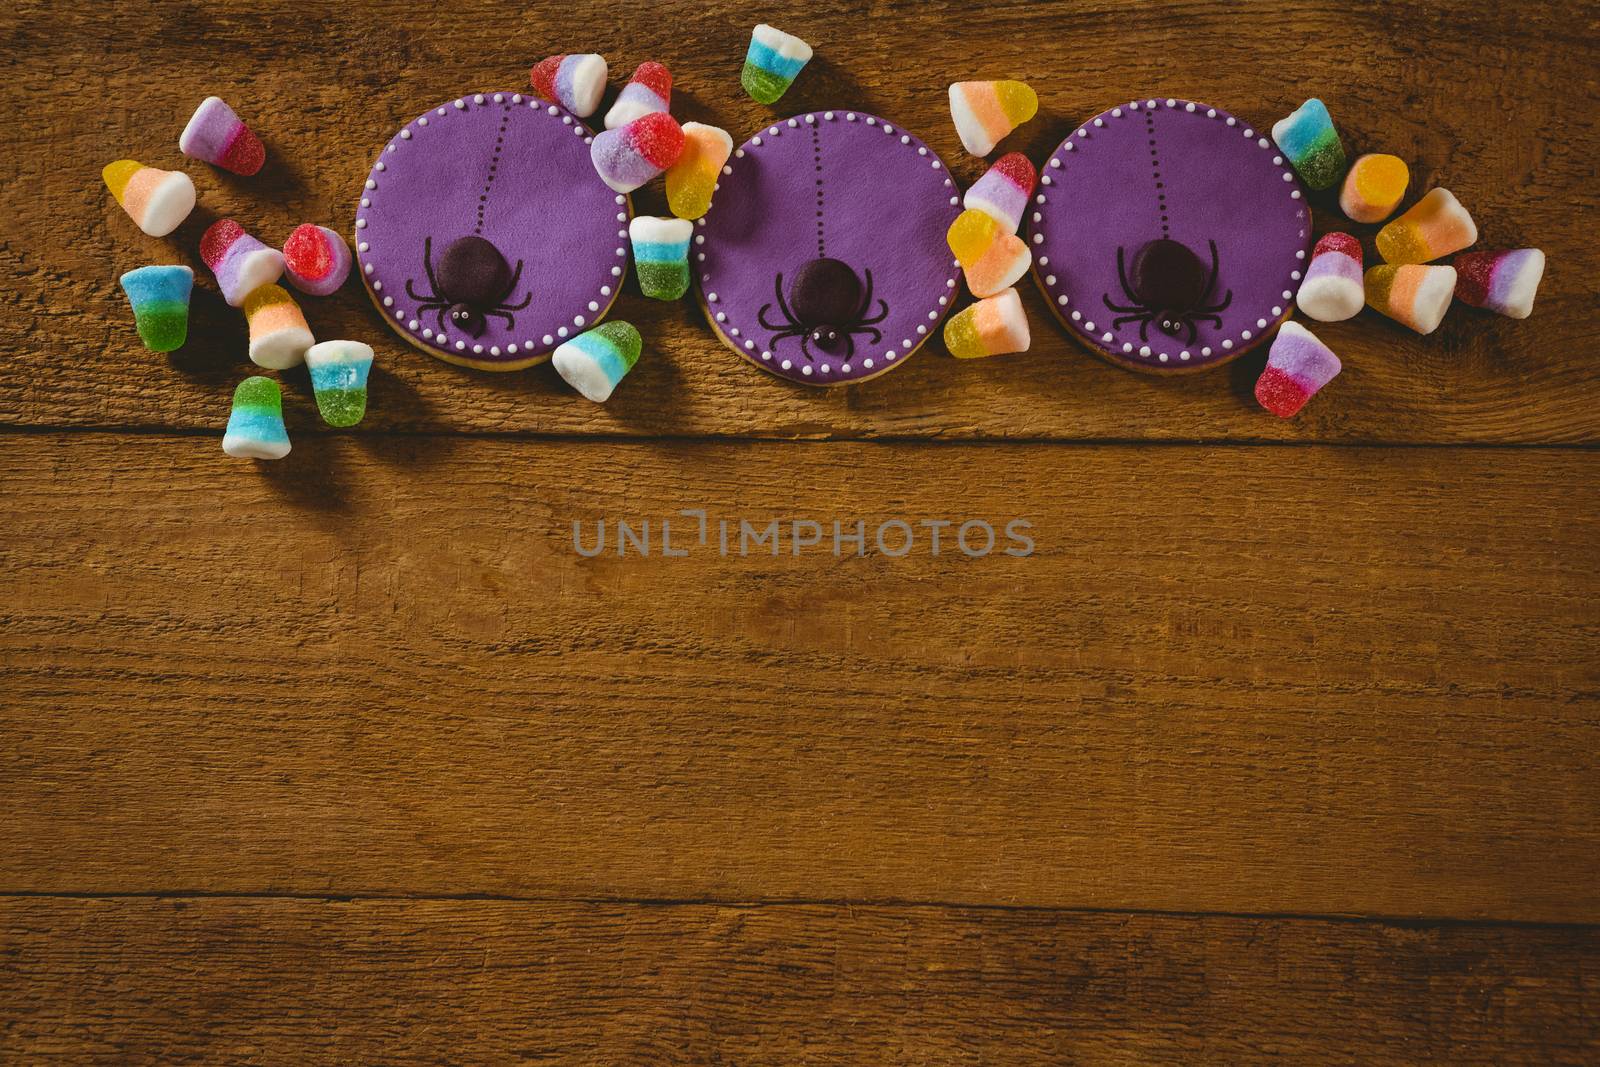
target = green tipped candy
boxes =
[118,265,193,352]
[305,339,374,428]
[552,320,641,403]
[741,24,813,105]
[222,375,291,460]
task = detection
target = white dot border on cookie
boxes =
[697,111,961,384]
[1029,96,1310,365]
[354,91,619,363]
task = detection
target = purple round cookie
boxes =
[1028,98,1312,373]
[698,112,962,386]
[356,92,628,371]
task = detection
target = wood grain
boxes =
[3,435,1596,920]
[2,897,1595,1065]
[4,0,1598,441]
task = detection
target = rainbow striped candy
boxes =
[1271,98,1347,191]
[553,321,641,403]
[243,284,314,370]
[1453,249,1545,320]
[102,160,195,237]
[1255,322,1342,418]
[201,218,284,307]
[944,288,1030,358]
[947,208,1031,298]
[741,25,813,105]
[529,53,608,118]
[963,152,1036,234]
[1365,263,1457,335]
[605,61,672,130]
[305,340,374,427]
[591,112,684,194]
[222,376,290,460]
[666,122,733,220]
[1296,233,1364,323]
[282,223,352,297]
[1340,153,1409,224]
[119,265,193,352]
[1376,188,1477,265]
[629,216,693,301]
[948,80,1037,157]
[179,96,265,176]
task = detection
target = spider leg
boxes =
[758,302,794,332]
[498,260,532,311]
[407,280,439,303]
[1117,246,1141,305]
[857,269,891,326]
[434,305,450,333]
[767,327,803,352]
[1182,318,1197,345]
[856,325,883,346]
[1139,316,1152,343]
[1111,313,1149,329]
[773,273,801,327]
[1103,296,1144,313]
[798,331,817,363]
[1190,313,1224,328]
[1198,240,1232,311]
[422,236,442,298]
[483,308,516,329]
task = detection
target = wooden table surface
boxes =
[4,0,1598,1061]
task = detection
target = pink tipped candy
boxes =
[605,61,673,130]
[179,96,265,176]
[590,112,684,194]
[1296,232,1364,322]
[963,152,1037,234]
[282,224,352,297]
[529,53,608,118]
[1453,249,1545,320]
[1255,321,1342,418]
[200,218,284,307]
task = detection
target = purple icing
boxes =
[1028,98,1312,372]
[698,112,963,386]
[356,93,627,370]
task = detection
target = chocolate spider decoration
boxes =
[758,257,889,362]
[406,235,531,337]
[1102,238,1233,344]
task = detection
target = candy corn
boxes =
[200,218,284,307]
[963,152,1036,234]
[605,61,672,130]
[741,25,813,105]
[1296,233,1364,323]
[118,265,193,352]
[948,80,1037,157]
[1255,321,1342,418]
[591,112,684,194]
[179,96,265,176]
[553,321,641,402]
[1454,249,1545,320]
[282,223,351,297]
[1365,263,1457,335]
[629,216,692,301]
[1271,98,1347,191]
[666,122,733,220]
[944,288,1030,358]
[947,208,1030,298]
[305,340,374,427]
[102,160,195,237]
[1339,153,1409,224]
[529,53,608,118]
[222,376,290,460]
[1376,188,1477,265]
[243,283,314,369]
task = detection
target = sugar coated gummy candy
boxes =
[947,208,1031,298]
[1453,249,1545,320]
[1296,233,1364,323]
[282,224,352,297]
[963,152,1036,234]
[305,340,374,427]
[1340,153,1409,224]
[605,61,672,130]
[590,112,684,194]
[948,80,1037,157]
[629,216,692,301]
[102,160,195,238]
[222,376,290,460]
[1271,98,1346,192]
[666,122,733,220]
[179,96,265,176]
[1255,321,1342,418]
[243,283,314,370]
[201,218,285,307]
[944,288,1030,358]
[552,320,641,403]
[1365,263,1457,335]
[1376,188,1477,265]
[529,54,608,118]
[118,265,193,353]
[741,24,813,105]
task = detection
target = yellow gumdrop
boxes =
[943,304,985,358]
[946,209,998,267]
[102,159,144,203]
[995,81,1038,125]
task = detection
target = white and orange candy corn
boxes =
[949,80,1037,157]
[944,288,1030,358]
[102,160,195,237]
[1365,263,1456,335]
[947,208,1030,298]
[1376,188,1477,264]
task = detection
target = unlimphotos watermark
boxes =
[571,510,1035,558]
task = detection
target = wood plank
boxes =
[2,435,1596,919]
[1,897,1594,1064]
[6,0,1596,441]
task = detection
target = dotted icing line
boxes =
[355,92,623,363]
[1033,97,1309,366]
[700,112,960,382]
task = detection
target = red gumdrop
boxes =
[991,151,1036,194]
[1255,366,1311,418]
[529,55,565,102]
[219,126,266,177]
[1314,231,1361,263]
[283,224,332,281]
[629,112,685,169]
[630,61,672,102]
[1452,251,1494,306]
[200,218,246,269]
